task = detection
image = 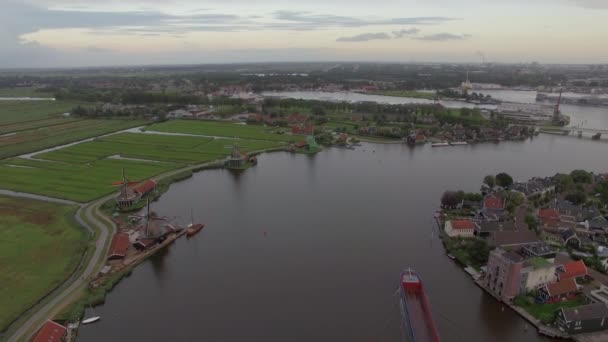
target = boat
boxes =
[399,269,440,342]
[447,254,456,260]
[431,142,450,147]
[82,306,101,325]
[186,208,205,237]
[449,141,468,146]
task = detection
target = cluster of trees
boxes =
[483,173,513,188]
[441,190,484,208]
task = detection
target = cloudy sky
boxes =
[1,0,607,68]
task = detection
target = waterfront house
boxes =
[519,257,558,294]
[444,219,478,238]
[556,260,588,282]
[538,208,560,224]
[32,320,67,342]
[107,233,130,260]
[556,303,608,335]
[487,230,539,249]
[484,248,524,302]
[537,278,579,303]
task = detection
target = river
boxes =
[77,133,608,342]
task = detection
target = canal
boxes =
[78,133,608,342]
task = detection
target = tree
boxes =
[495,172,513,188]
[468,239,490,267]
[565,191,587,205]
[441,190,464,208]
[570,170,592,184]
[525,214,538,233]
[555,174,575,193]
[311,105,326,116]
[483,175,496,188]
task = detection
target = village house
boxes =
[444,219,478,238]
[556,303,608,335]
[519,257,558,295]
[556,260,588,282]
[476,220,516,237]
[107,233,130,261]
[520,242,556,259]
[536,277,579,303]
[487,230,539,249]
[480,193,506,221]
[32,320,67,342]
[511,177,555,198]
[483,248,524,302]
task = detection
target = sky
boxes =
[1,0,607,68]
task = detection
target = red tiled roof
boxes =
[538,208,560,221]
[32,320,66,342]
[546,278,578,296]
[560,260,588,280]
[108,233,129,259]
[295,140,308,148]
[450,219,476,230]
[133,180,156,195]
[483,195,504,210]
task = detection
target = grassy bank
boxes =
[145,119,302,142]
[370,90,435,100]
[514,295,585,324]
[0,196,89,331]
[0,100,79,126]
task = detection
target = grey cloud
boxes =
[572,0,608,8]
[84,46,114,53]
[275,11,456,27]
[392,28,420,38]
[336,32,391,42]
[415,33,472,41]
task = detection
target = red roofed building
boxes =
[295,140,308,149]
[444,219,478,238]
[32,320,67,342]
[107,233,130,260]
[287,113,308,124]
[538,208,560,226]
[133,180,156,197]
[557,260,588,281]
[483,194,504,210]
[291,123,313,135]
[538,278,579,303]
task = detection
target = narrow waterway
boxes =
[77,134,608,342]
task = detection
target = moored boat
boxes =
[186,223,204,237]
[431,142,450,147]
[449,141,468,146]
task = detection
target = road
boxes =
[0,189,78,205]
[6,197,116,342]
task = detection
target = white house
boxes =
[445,219,478,238]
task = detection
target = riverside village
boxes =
[438,170,608,341]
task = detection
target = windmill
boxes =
[131,198,167,239]
[112,168,141,208]
[223,143,247,168]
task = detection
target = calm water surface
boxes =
[78,133,608,342]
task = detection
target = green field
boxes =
[0,131,286,202]
[0,119,147,159]
[0,100,79,126]
[514,295,585,323]
[145,120,302,142]
[0,87,55,98]
[0,195,89,331]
